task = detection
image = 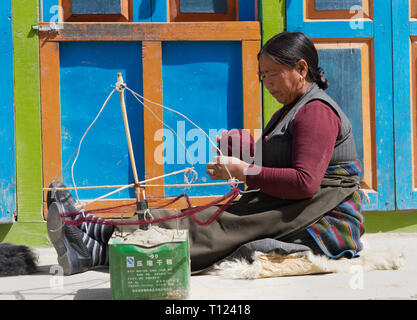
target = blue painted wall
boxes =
[42,0,60,23]
[238,0,257,21]
[150,0,168,22]
[0,0,15,223]
[133,0,152,22]
[162,41,243,197]
[392,0,417,209]
[59,42,144,200]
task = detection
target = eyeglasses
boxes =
[257,72,280,82]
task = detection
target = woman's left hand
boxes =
[206,156,249,182]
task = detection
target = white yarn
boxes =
[68,78,246,207]
[125,87,235,183]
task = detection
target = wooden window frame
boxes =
[60,0,131,22]
[168,0,238,22]
[39,21,261,217]
[314,39,376,191]
[305,0,373,20]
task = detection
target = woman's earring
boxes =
[300,75,305,86]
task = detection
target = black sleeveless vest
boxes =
[259,83,359,169]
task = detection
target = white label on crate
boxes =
[126,256,135,268]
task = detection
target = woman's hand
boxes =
[206,156,249,182]
[214,130,228,155]
[213,129,255,161]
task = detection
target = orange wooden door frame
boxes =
[39,22,261,218]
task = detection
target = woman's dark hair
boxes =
[258,32,329,90]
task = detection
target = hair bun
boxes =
[315,67,329,90]
[317,67,324,77]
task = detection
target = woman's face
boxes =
[258,54,307,105]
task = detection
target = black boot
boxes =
[47,181,77,210]
[47,201,93,275]
[47,181,115,244]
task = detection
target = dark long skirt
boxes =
[145,175,360,273]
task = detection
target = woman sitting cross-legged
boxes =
[47,31,365,275]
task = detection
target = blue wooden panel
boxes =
[162,41,243,197]
[238,0,256,21]
[72,0,122,15]
[0,0,15,223]
[60,42,144,200]
[42,0,59,22]
[371,1,395,210]
[315,0,363,11]
[411,21,417,36]
[287,0,395,210]
[180,0,227,13]
[151,0,168,22]
[318,48,364,179]
[132,0,152,22]
[392,1,417,209]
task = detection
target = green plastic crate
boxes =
[109,229,190,300]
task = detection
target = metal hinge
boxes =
[32,23,63,33]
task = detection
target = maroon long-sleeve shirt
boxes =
[245,100,341,200]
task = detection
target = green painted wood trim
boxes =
[12,0,43,222]
[364,211,417,233]
[259,0,286,127]
[0,222,50,247]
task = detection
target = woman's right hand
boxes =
[214,130,229,155]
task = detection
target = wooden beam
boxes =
[242,40,262,133]
[38,21,261,41]
[39,37,61,218]
[142,41,165,198]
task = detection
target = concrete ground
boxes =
[0,232,416,301]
